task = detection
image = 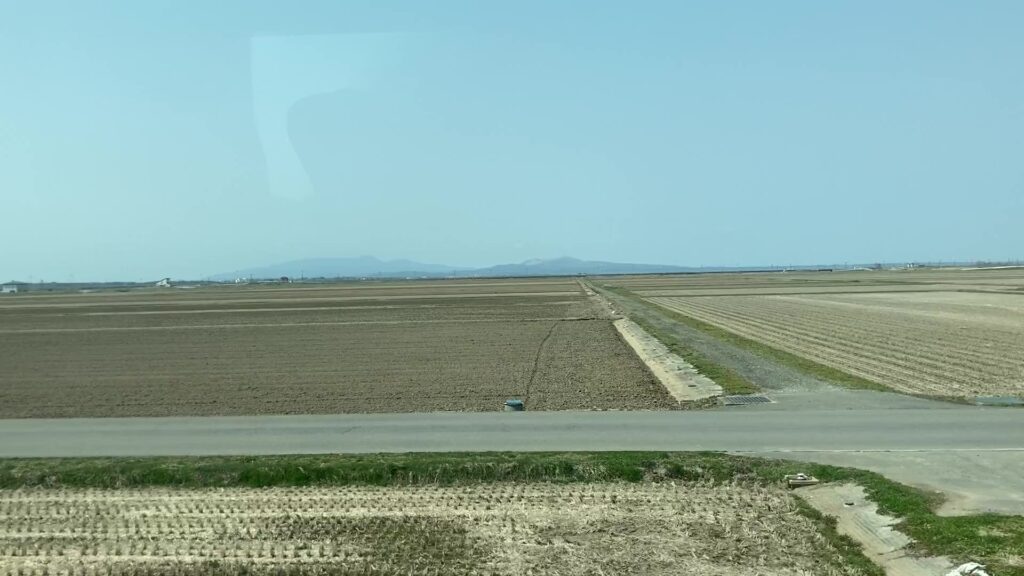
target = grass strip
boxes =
[623,302,759,395]
[602,284,890,392]
[0,452,1020,574]
[592,284,759,395]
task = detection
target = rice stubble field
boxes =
[0,482,864,576]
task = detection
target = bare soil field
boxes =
[599,269,1024,398]
[602,267,1024,297]
[0,279,674,417]
[649,292,1024,397]
[0,482,865,576]
[0,279,584,308]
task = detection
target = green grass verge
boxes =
[0,452,1020,574]
[593,285,760,395]
[631,309,760,395]
[602,284,891,392]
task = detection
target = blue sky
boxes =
[1,1,1021,281]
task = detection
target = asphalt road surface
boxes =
[1,407,1020,457]
[3,406,1023,514]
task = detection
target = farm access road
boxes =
[2,407,1022,515]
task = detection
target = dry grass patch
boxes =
[0,482,866,576]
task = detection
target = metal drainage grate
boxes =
[721,395,773,406]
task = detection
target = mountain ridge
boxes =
[209,256,697,280]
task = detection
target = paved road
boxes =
[3,407,1022,514]
[753,450,1024,516]
[1,407,1020,457]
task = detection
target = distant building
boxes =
[1,283,21,294]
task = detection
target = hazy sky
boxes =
[2,1,1022,281]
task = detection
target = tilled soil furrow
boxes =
[648,292,1024,397]
[653,298,973,394]
[656,297,1012,384]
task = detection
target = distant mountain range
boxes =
[209,256,699,281]
[471,257,696,277]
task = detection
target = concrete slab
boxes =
[799,483,953,576]
[613,318,722,402]
[749,450,1024,516]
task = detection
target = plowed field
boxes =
[0,280,674,417]
[649,292,1024,397]
[598,268,1024,398]
[601,267,1024,296]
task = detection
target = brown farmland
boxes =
[602,268,1024,398]
[0,279,674,418]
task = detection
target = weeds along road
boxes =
[1,407,1020,457]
